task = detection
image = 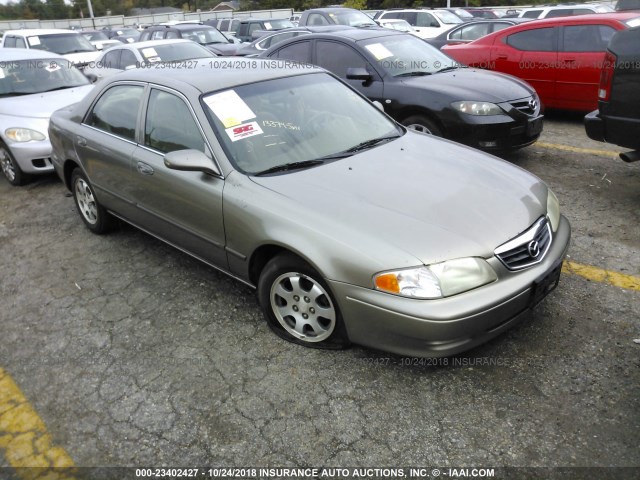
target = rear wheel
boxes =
[0,142,27,186]
[258,253,349,349]
[402,114,443,137]
[71,168,115,234]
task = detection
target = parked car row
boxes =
[43,59,571,358]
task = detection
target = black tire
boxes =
[0,142,28,186]
[258,253,350,349]
[401,114,443,137]
[71,168,115,234]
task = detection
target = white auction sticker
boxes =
[141,47,158,58]
[225,121,263,142]
[27,36,41,46]
[204,89,256,128]
[365,43,393,61]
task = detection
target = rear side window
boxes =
[507,27,556,51]
[101,49,121,69]
[86,85,144,142]
[4,36,17,48]
[522,10,543,18]
[307,13,330,26]
[450,23,492,40]
[545,9,574,18]
[562,25,617,52]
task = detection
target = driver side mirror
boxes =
[164,149,221,177]
[84,72,99,83]
[430,21,440,27]
[346,67,372,82]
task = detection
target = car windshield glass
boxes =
[0,59,90,97]
[360,34,459,77]
[434,11,465,24]
[137,42,214,63]
[181,27,228,44]
[329,10,377,26]
[263,19,294,30]
[202,72,401,175]
[29,33,96,54]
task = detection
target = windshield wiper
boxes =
[435,65,461,74]
[254,159,325,176]
[345,135,400,153]
[396,71,432,77]
[63,49,94,54]
[40,85,82,93]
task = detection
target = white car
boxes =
[518,4,614,19]
[376,18,419,35]
[374,9,464,38]
[0,29,100,68]
[82,39,216,81]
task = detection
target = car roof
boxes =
[515,11,640,26]
[0,48,66,61]
[110,38,194,49]
[285,27,400,42]
[3,28,76,36]
[109,57,324,93]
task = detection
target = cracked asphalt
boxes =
[0,114,639,475]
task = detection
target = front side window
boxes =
[86,85,144,141]
[522,10,543,18]
[316,41,369,78]
[202,73,401,175]
[451,23,492,40]
[507,28,556,52]
[120,50,137,69]
[4,36,17,48]
[145,89,205,153]
[415,12,438,27]
[272,40,312,62]
[562,25,617,52]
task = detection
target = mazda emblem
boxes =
[528,98,537,111]
[528,240,541,258]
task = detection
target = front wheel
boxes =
[71,168,115,234]
[0,142,27,186]
[258,253,350,349]
[401,114,443,137]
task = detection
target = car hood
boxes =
[400,68,534,102]
[250,132,547,266]
[0,85,94,119]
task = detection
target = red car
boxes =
[443,13,640,111]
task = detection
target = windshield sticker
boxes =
[45,62,61,73]
[264,22,272,30]
[204,90,256,128]
[141,47,158,58]
[365,43,393,61]
[147,56,161,63]
[225,121,263,142]
[127,38,135,43]
[27,36,41,47]
[0,69,5,80]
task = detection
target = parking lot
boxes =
[0,113,639,477]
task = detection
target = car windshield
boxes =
[137,42,215,63]
[181,27,228,45]
[434,11,465,24]
[28,33,96,54]
[0,59,90,97]
[329,10,377,27]
[360,34,459,77]
[382,20,414,32]
[202,72,401,175]
[262,19,294,30]
[452,9,475,19]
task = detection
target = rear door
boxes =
[556,23,619,111]
[492,26,558,108]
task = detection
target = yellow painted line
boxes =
[0,367,76,479]
[563,261,640,292]
[537,142,620,158]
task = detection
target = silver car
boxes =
[49,60,571,357]
[83,39,216,81]
[0,49,93,185]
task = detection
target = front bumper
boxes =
[6,139,54,175]
[330,215,571,358]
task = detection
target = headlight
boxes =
[452,101,503,116]
[374,258,497,299]
[5,128,46,142]
[547,188,560,232]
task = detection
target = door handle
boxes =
[496,54,508,60]
[136,162,154,176]
[76,136,87,147]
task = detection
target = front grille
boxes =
[495,217,552,271]
[510,97,537,116]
